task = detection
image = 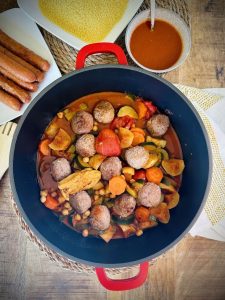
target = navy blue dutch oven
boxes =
[9,43,212,291]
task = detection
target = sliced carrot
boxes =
[109,176,127,196]
[135,100,148,119]
[39,139,51,156]
[146,167,163,185]
[131,132,145,146]
[135,206,150,223]
[44,195,59,210]
[130,127,146,137]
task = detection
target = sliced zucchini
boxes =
[89,154,106,170]
[132,181,144,192]
[162,159,185,176]
[136,179,145,184]
[125,93,136,100]
[103,198,115,209]
[146,136,167,148]
[162,176,177,187]
[154,152,162,167]
[159,182,176,192]
[141,142,157,152]
[156,148,169,160]
[112,214,135,225]
[67,144,76,154]
[126,185,138,198]
[143,153,159,169]
[72,159,81,170]
[77,155,90,168]
[118,106,138,119]
[165,191,180,209]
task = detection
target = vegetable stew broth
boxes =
[37,92,184,242]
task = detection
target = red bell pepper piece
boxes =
[110,116,135,130]
[133,170,146,181]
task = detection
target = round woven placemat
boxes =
[11,0,190,275]
[42,0,190,74]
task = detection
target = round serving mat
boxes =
[42,0,190,74]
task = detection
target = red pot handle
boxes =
[95,262,149,291]
[76,42,128,69]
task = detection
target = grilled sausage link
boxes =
[0,45,44,82]
[0,29,50,72]
[0,74,31,103]
[0,88,22,111]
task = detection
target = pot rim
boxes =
[9,64,212,268]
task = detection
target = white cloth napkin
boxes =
[175,85,225,242]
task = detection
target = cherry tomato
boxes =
[110,116,135,130]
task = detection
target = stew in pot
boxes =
[37,92,185,242]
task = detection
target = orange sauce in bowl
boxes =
[130,19,183,70]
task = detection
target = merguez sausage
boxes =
[0,29,50,72]
[0,66,38,92]
[0,45,44,82]
[0,52,36,83]
[0,74,31,103]
[0,88,22,111]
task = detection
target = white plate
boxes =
[18,0,143,50]
[0,8,61,125]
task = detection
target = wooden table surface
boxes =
[1,1,225,299]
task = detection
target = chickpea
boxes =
[94,121,98,126]
[92,125,98,131]
[136,229,143,237]
[74,214,81,221]
[64,202,71,209]
[58,196,65,204]
[94,194,99,201]
[83,157,89,163]
[99,188,105,196]
[83,210,90,217]
[40,190,47,196]
[51,191,57,197]
[62,209,69,216]
[82,229,89,237]
[40,196,46,203]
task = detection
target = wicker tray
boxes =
[12,0,190,274]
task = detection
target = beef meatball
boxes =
[125,146,149,169]
[147,114,170,137]
[113,194,136,218]
[89,205,110,231]
[75,134,96,157]
[138,182,161,208]
[51,158,71,181]
[100,157,122,180]
[93,100,115,124]
[69,191,92,214]
[71,111,93,134]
